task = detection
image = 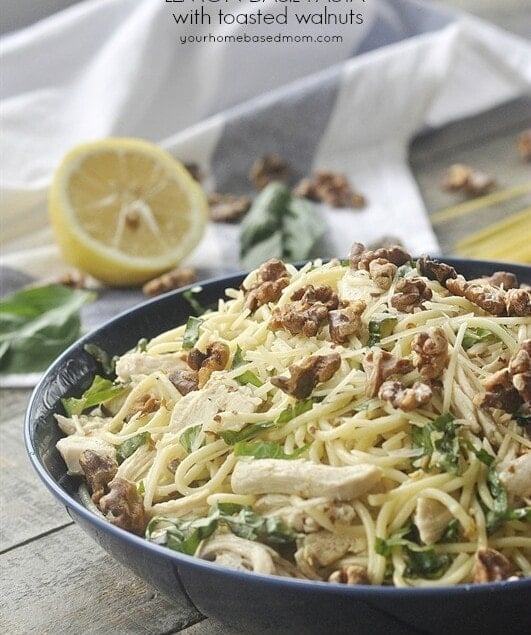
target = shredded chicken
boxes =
[231,459,382,501]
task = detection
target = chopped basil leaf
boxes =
[485,466,531,533]
[276,398,314,423]
[374,526,411,557]
[412,413,459,473]
[220,399,315,446]
[61,375,127,416]
[514,413,531,427]
[367,317,397,346]
[404,548,452,580]
[220,421,274,445]
[135,338,148,352]
[116,431,151,464]
[375,526,452,580]
[182,286,208,317]
[220,504,297,546]
[231,345,245,369]
[234,370,263,387]
[83,343,116,376]
[182,316,202,350]
[462,327,493,349]
[463,439,494,466]
[137,480,145,496]
[180,425,203,453]
[439,518,460,543]
[234,440,309,460]
[0,284,95,374]
[146,504,296,555]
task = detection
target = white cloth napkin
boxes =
[1,0,530,386]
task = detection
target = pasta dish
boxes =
[55,243,531,587]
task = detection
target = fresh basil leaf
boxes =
[116,432,151,464]
[439,518,460,543]
[61,375,127,416]
[234,370,263,387]
[0,284,95,373]
[182,316,202,350]
[137,480,145,496]
[180,425,202,454]
[239,182,325,269]
[234,440,309,460]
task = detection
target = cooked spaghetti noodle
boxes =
[56,245,531,587]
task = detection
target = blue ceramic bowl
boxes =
[25,259,531,635]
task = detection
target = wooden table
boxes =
[1,9,530,634]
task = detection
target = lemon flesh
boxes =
[49,138,208,286]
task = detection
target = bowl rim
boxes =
[24,257,531,597]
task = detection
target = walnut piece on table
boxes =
[442,163,495,197]
[294,170,366,209]
[517,129,531,161]
[142,267,197,297]
[208,192,251,223]
[249,154,292,190]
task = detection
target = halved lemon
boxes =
[49,138,209,286]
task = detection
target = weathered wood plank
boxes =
[1,524,202,634]
[410,97,531,257]
[0,394,73,551]
[0,387,32,421]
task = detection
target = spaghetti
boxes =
[55,245,531,587]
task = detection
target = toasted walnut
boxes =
[129,393,161,417]
[416,256,457,285]
[358,245,411,271]
[473,548,514,583]
[188,341,230,388]
[472,271,519,290]
[368,258,397,290]
[390,278,432,313]
[169,367,199,395]
[328,300,366,344]
[79,450,118,504]
[411,327,449,380]
[294,170,366,208]
[505,288,531,317]
[378,380,432,411]
[362,349,414,397]
[270,285,339,338]
[517,129,531,161]
[442,163,495,197]
[508,340,531,403]
[348,242,366,269]
[142,267,197,297]
[99,477,146,535]
[57,270,88,290]
[328,565,369,585]
[446,276,507,316]
[271,353,341,399]
[250,154,292,190]
[244,258,290,311]
[474,368,522,413]
[208,192,251,223]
